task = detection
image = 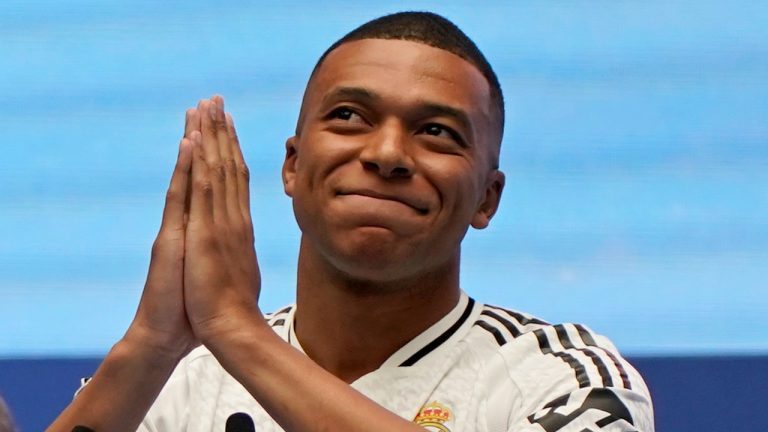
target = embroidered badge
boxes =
[414,401,453,432]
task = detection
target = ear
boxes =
[282,136,298,197]
[470,169,505,229]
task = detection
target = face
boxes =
[283,38,505,282]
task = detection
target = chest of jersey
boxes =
[185,340,498,432]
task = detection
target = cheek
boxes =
[297,134,361,187]
[421,158,483,206]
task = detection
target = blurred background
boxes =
[0,1,766,430]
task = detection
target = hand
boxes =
[123,109,200,361]
[183,96,263,343]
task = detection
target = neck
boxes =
[293,238,461,383]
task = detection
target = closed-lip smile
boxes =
[337,188,429,215]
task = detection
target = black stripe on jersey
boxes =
[475,320,507,346]
[574,324,632,390]
[267,306,293,327]
[480,309,522,338]
[274,305,292,315]
[485,304,549,326]
[554,325,613,388]
[595,414,620,428]
[534,328,590,388]
[399,298,476,367]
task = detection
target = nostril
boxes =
[360,159,412,178]
[362,161,379,172]
[391,166,410,177]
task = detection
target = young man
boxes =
[50,12,653,432]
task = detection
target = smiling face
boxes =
[283,38,505,283]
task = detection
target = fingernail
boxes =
[209,103,217,120]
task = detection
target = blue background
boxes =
[0,1,766,431]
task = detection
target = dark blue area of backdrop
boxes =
[1,356,766,431]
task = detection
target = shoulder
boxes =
[467,302,654,431]
[468,303,643,394]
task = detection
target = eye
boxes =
[419,123,466,147]
[328,106,364,123]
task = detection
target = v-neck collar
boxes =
[284,291,478,368]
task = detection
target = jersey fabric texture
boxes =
[134,293,653,431]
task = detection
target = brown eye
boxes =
[419,123,466,147]
[423,124,449,137]
[328,107,365,123]
[332,107,354,120]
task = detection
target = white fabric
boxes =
[134,293,653,431]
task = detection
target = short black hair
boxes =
[301,11,505,154]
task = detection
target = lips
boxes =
[336,188,429,215]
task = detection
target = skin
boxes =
[48,38,504,431]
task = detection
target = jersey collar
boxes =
[285,291,479,368]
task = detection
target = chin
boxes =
[327,237,421,282]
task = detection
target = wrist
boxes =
[120,325,190,367]
[198,308,274,365]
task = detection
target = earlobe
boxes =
[282,136,298,197]
[470,170,505,230]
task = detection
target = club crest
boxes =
[414,401,453,432]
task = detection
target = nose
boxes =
[359,121,415,179]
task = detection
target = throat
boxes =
[292,238,462,382]
[293,284,461,383]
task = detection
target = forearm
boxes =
[206,314,425,432]
[47,334,179,432]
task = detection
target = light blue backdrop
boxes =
[1,0,766,357]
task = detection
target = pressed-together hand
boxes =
[183,96,263,344]
[47,107,209,432]
[124,108,200,360]
[49,96,429,432]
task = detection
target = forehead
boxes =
[307,39,493,127]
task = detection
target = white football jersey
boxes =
[135,293,653,431]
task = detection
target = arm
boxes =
[182,97,425,431]
[47,109,201,432]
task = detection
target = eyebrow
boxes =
[321,86,381,106]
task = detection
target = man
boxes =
[50,12,653,432]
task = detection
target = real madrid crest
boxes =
[413,401,453,432]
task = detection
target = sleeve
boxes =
[489,323,654,432]
[510,387,652,432]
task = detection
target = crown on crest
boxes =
[415,401,452,424]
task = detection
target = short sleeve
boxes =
[510,387,653,431]
[484,323,654,432]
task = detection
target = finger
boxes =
[211,96,240,222]
[188,130,213,225]
[226,113,252,223]
[183,108,200,218]
[199,99,228,222]
[160,137,193,232]
[211,95,231,161]
[184,108,200,138]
